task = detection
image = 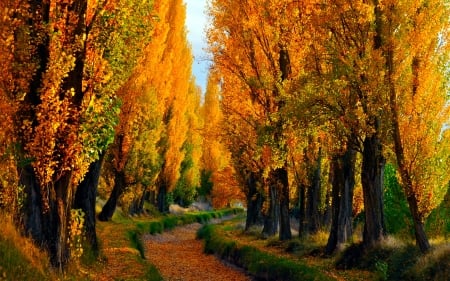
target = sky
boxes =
[184,0,210,93]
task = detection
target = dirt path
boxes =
[143,223,252,281]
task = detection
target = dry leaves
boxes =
[143,223,252,281]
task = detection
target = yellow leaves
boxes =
[356,2,374,24]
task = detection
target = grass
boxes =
[197,224,334,281]
[0,214,53,281]
[336,236,450,281]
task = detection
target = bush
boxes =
[162,216,178,230]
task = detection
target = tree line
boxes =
[0,0,448,271]
[206,0,449,255]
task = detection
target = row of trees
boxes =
[0,0,448,270]
[206,0,449,254]
[0,0,241,269]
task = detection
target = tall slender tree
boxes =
[382,0,450,252]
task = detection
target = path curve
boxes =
[143,222,252,281]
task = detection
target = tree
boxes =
[172,79,203,207]
[0,0,153,267]
[208,0,317,240]
[153,0,194,213]
[382,0,450,252]
[301,0,389,249]
[201,73,244,208]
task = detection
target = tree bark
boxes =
[73,153,105,253]
[277,166,291,240]
[262,182,278,237]
[306,147,322,234]
[245,172,264,230]
[361,131,386,249]
[157,182,168,213]
[21,165,75,270]
[129,186,148,215]
[298,183,307,237]
[326,148,356,255]
[98,170,126,221]
[53,173,74,270]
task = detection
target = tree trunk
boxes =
[98,170,126,221]
[361,132,386,249]
[157,182,168,213]
[306,147,322,234]
[262,182,278,237]
[21,165,47,245]
[129,186,148,215]
[277,166,291,241]
[245,172,264,230]
[321,186,332,230]
[21,164,74,269]
[385,28,431,253]
[53,173,74,270]
[298,183,307,237]
[73,153,105,253]
[326,148,356,255]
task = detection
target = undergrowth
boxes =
[336,237,450,281]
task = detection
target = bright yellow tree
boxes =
[382,0,450,252]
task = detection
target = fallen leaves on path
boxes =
[143,223,252,281]
[88,221,148,281]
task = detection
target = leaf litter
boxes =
[143,222,253,281]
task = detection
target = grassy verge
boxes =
[196,224,335,281]
[0,214,64,280]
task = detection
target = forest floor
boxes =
[142,222,253,281]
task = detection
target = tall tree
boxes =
[304,0,389,249]
[382,0,450,252]
[154,0,193,213]
[207,0,318,240]
[172,79,203,207]
[0,0,153,267]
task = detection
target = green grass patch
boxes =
[127,230,145,259]
[197,224,334,281]
[143,264,164,281]
[161,216,179,230]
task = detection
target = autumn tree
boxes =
[0,0,19,216]
[201,73,244,208]
[73,0,153,250]
[143,0,194,213]
[0,0,153,267]
[208,0,319,240]
[172,79,203,207]
[381,0,450,252]
[298,0,390,249]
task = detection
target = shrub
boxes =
[162,216,178,230]
[149,222,164,234]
